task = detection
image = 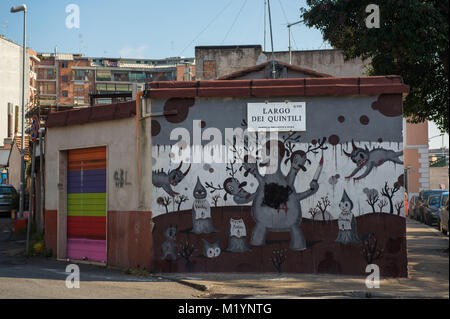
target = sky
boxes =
[1,0,447,147]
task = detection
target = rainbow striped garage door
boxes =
[67,147,107,263]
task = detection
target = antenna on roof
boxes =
[267,0,276,78]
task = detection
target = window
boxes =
[428,196,440,207]
[96,83,107,93]
[61,62,69,68]
[39,82,56,95]
[62,90,68,98]
[130,72,146,82]
[113,71,129,82]
[62,75,68,83]
[37,68,56,80]
[14,105,19,134]
[74,84,85,104]
[96,70,111,81]
[72,70,89,81]
[115,84,131,92]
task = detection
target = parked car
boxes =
[414,190,447,223]
[440,196,449,235]
[0,184,18,217]
[408,195,418,219]
[423,192,448,226]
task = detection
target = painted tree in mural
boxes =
[395,201,404,215]
[211,194,221,207]
[315,196,331,222]
[377,199,388,213]
[205,132,327,251]
[364,188,380,214]
[380,182,400,214]
[157,196,172,214]
[174,195,189,212]
[270,248,288,273]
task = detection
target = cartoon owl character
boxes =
[202,239,221,258]
[191,177,217,234]
[335,190,360,244]
[226,217,251,252]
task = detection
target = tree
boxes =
[380,182,400,214]
[301,0,449,133]
[365,188,380,213]
[395,201,404,215]
[377,199,388,213]
[316,196,331,222]
[174,195,188,212]
[211,194,221,207]
[157,196,172,214]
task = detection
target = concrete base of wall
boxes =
[44,210,154,270]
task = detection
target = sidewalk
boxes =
[159,218,449,299]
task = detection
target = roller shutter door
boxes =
[67,147,107,263]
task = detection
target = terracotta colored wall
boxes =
[45,210,58,254]
[107,211,154,270]
[406,120,428,145]
[430,167,449,189]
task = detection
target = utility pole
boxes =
[287,20,302,64]
[10,4,27,235]
[267,0,276,78]
[264,0,267,52]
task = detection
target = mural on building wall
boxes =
[150,96,407,276]
[343,140,403,181]
[152,162,191,197]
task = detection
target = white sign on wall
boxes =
[247,102,306,132]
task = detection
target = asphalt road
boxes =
[0,218,202,299]
[0,217,448,299]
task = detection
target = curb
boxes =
[152,275,208,292]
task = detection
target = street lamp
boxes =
[10,4,27,251]
[287,20,303,65]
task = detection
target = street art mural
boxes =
[343,140,403,181]
[335,190,361,244]
[150,95,407,276]
[152,162,191,197]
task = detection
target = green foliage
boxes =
[124,268,149,277]
[301,0,449,133]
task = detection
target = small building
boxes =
[45,74,409,276]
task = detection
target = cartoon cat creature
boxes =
[344,140,403,181]
[202,239,221,258]
[161,225,177,260]
[152,161,191,197]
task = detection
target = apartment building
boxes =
[0,36,39,148]
[35,53,195,108]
